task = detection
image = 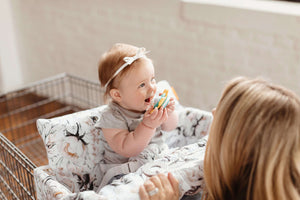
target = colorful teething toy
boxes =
[152,89,170,111]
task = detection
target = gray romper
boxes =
[95,101,168,165]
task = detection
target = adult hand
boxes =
[139,173,180,200]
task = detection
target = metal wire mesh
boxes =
[0,132,36,200]
[0,73,105,200]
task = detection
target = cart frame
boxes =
[0,73,104,200]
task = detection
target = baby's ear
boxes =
[109,88,122,102]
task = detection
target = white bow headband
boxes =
[104,47,149,88]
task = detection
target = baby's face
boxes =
[117,58,157,113]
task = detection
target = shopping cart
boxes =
[0,132,36,200]
[0,73,104,200]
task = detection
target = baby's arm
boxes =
[161,97,178,131]
[102,108,168,158]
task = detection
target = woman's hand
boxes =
[139,173,180,200]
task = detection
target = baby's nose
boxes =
[152,82,157,90]
[148,85,155,93]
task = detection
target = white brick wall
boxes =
[0,62,2,94]
[2,0,300,110]
[0,0,23,92]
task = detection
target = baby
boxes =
[96,43,178,165]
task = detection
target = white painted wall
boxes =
[0,60,2,94]
[0,0,23,92]
[2,0,300,110]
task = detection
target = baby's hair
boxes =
[98,43,147,101]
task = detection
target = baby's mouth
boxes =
[145,98,151,103]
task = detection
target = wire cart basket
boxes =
[0,73,104,200]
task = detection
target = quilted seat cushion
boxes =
[36,80,178,192]
[35,80,210,194]
[36,106,106,192]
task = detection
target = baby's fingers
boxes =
[167,98,175,105]
[147,107,158,118]
[155,107,164,119]
[149,107,162,120]
[167,105,175,112]
[160,108,168,122]
[166,101,175,112]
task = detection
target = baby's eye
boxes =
[139,83,145,88]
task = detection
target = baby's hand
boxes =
[142,107,168,129]
[165,97,175,115]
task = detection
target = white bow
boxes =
[104,47,150,88]
[123,48,149,65]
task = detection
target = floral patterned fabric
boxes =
[36,106,107,193]
[98,137,208,200]
[34,81,213,200]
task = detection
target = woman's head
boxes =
[204,77,300,200]
[98,43,156,112]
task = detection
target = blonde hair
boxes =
[203,77,300,200]
[98,43,148,100]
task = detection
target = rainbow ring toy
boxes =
[152,89,170,111]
